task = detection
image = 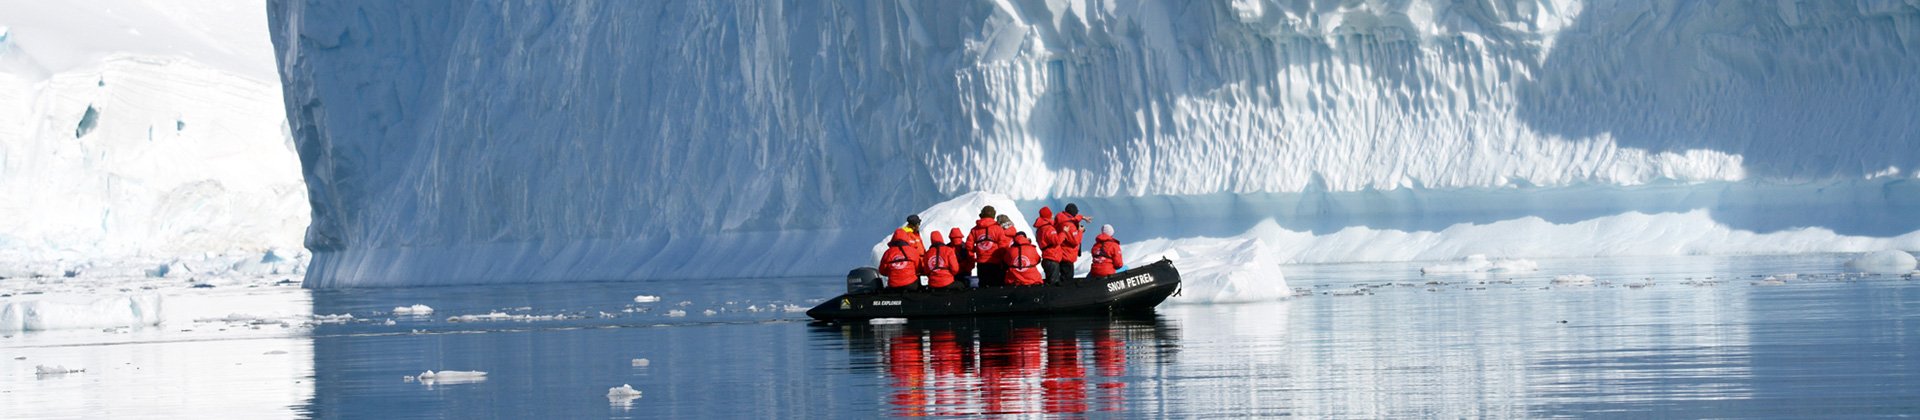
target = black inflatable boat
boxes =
[806,258,1181,321]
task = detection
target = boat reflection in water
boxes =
[817,315,1178,416]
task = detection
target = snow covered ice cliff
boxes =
[268,0,1920,287]
[1,0,309,276]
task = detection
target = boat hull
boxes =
[806,259,1181,321]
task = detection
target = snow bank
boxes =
[1846,250,1918,274]
[391,304,433,315]
[1421,255,1540,275]
[870,192,1032,262]
[0,295,163,332]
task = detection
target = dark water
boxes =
[5,254,1918,417]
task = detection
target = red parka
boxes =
[948,227,975,277]
[880,240,923,288]
[1088,232,1123,277]
[1054,213,1084,263]
[1035,207,1064,262]
[1006,234,1045,286]
[922,232,958,288]
[968,218,1007,265]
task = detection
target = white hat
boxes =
[1101,224,1114,236]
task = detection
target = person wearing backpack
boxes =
[1006,232,1045,286]
[880,239,923,288]
[969,206,1009,287]
[922,231,961,289]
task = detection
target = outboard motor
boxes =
[846,267,882,295]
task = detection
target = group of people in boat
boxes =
[879,204,1125,290]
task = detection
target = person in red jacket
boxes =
[1033,207,1064,285]
[969,206,1009,287]
[949,227,975,286]
[880,239,923,288]
[923,231,960,289]
[892,214,926,265]
[1088,224,1124,278]
[1057,203,1088,277]
[1005,232,1045,286]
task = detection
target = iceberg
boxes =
[1846,250,1918,274]
[0,295,163,332]
[264,1,1920,287]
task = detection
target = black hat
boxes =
[906,214,921,225]
[1064,203,1079,216]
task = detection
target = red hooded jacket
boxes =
[922,232,958,288]
[892,226,925,263]
[949,227,975,276]
[1035,207,1064,262]
[1053,213,1084,263]
[1006,233,1044,286]
[969,218,1007,265]
[881,240,923,287]
[1088,232,1123,277]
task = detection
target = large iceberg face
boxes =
[268,1,1920,287]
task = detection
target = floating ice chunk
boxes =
[869,318,907,325]
[630,358,650,367]
[417,370,487,384]
[312,313,355,324]
[1552,275,1595,286]
[1846,250,1918,274]
[665,310,686,317]
[782,304,807,313]
[607,384,643,406]
[632,295,661,303]
[392,304,434,315]
[1421,255,1540,274]
[35,365,85,376]
[702,309,717,316]
[607,384,642,397]
[446,312,571,322]
[1130,234,1291,304]
[1,295,164,332]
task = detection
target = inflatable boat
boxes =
[805,258,1181,321]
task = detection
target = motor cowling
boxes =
[847,267,882,295]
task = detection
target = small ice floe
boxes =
[632,295,661,303]
[392,304,434,315]
[383,319,397,326]
[312,314,355,324]
[701,309,717,316]
[1420,255,1540,275]
[1551,275,1595,286]
[869,318,908,325]
[1754,277,1788,286]
[35,365,85,376]
[665,310,687,317]
[607,384,643,406]
[746,305,760,312]
[446,312,571,323]
[417,370,487,385]
[630,358,650,367]
[1846,250,1918,274]
[782,304,807,313]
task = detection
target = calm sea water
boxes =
[4,254,1917,418]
